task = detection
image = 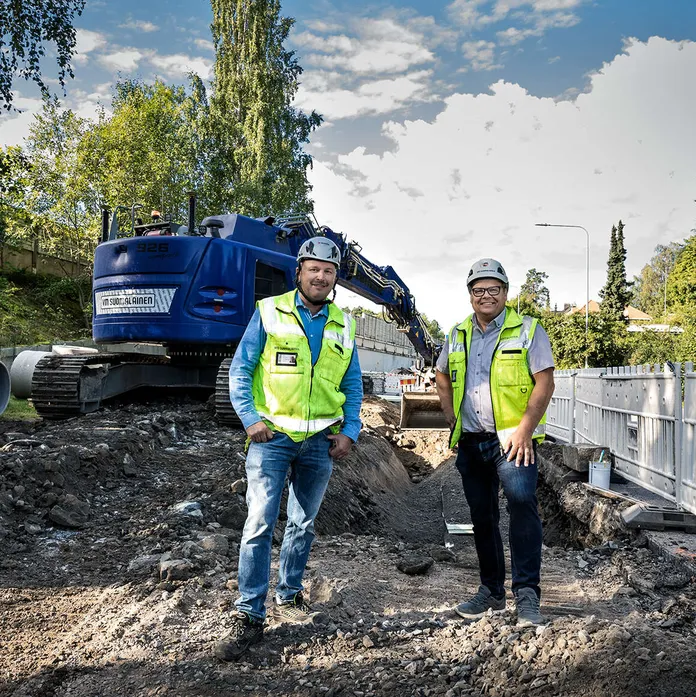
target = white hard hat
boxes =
[467,258,509,287]
[297,237,341,266]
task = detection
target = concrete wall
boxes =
[357,347,415,372]
[0,242,90,277]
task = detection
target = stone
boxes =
[168,501,203,522]
[561,444,608,473]
[230,479,247,495]
[430,546,457,562]
[397,556,433,576]
[217,501,247,529]
[199,534,229,555]
[159,559,194,582]
[128,554,160,573]
[310,575,343,607]
[48,494,90,528]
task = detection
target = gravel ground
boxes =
[0,396,695,697]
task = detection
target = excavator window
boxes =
[255,262,288,302]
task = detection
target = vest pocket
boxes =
[495,352,527,386]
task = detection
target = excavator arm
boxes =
[277,216,447,430]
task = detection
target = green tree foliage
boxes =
[599,220,632,321]
[342,305,380,318]
[24,97,95,261]
[80,79,211,224]
[209,0,322,215]
[519,268,550,311]
[0,0,85,110]
[424,316,445,343]
[631,242,684,319]
[0,145,32,249]
[667,235,696,313]
[543,312,630,369]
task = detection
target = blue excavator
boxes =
[19,194,442,426]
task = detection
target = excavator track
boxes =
[31,353,117,419]
[215,357,242,427]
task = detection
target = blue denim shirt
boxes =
[229,292,363,441]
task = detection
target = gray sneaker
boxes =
[272,592,313,623]
[454,585,506,619]
[515,587,546,626]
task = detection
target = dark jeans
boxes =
[455,435,542,599]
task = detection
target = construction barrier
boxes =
[547,362,696,515]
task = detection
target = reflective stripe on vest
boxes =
[251,290,355,442]
[447,309,546,448]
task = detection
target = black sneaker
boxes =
[213,611,264,662]
[272,592,313,623]
[515,587,546,627]
[454,585,506,619]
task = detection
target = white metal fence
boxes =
[547,362,696,514]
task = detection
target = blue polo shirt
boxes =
[229,292,363,441]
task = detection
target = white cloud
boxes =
[308,38,696,329]
[119,20,158,33]
[294,13,444,119]
[148,52,213,80]
[298,18,435,76]
[447,0,497,28]
[194,38,214,52]
[296,70,436,120]
[1,95,44,147]
[449,0,584,41]
[462,40,503,71]
[71,82,113,121]
[73,29,107,63]
[98,49,145,72]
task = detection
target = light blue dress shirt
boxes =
[229,291,363,441]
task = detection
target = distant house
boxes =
[565,301,652,322]
[564,301,680,332]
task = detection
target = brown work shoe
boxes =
[213,611,264,662]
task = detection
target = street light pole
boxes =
[536,223,590,368]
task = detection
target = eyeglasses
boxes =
[471,286,504,298]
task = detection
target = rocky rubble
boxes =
[1,397,695,697]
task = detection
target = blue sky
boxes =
[3,1,696,327]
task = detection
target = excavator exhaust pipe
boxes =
[399,392,449,430]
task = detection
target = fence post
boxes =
[673,362,683,510]
[569,372,577,444]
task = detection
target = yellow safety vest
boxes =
[448,308,546,448]
[251,290,356,442]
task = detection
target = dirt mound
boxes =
[361,395,451,481]
[1,398,695,697]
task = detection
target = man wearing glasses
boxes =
[435,258,555,626]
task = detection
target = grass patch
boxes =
[0,269,92,347]
[1,396,38,421]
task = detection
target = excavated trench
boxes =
[0,395,695,697]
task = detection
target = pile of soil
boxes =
[1,397,695,697]
[361,395,451,481]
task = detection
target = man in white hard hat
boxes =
[435,258,555,626]
[214,236,363,661]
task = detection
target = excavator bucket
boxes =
[399,392,449,430]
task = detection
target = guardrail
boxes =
[547,362,696,514]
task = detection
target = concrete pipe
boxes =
[9,350,51,399]
[0,362,9,415]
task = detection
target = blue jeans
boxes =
[455,435,542,599]
[235,429,333,620]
